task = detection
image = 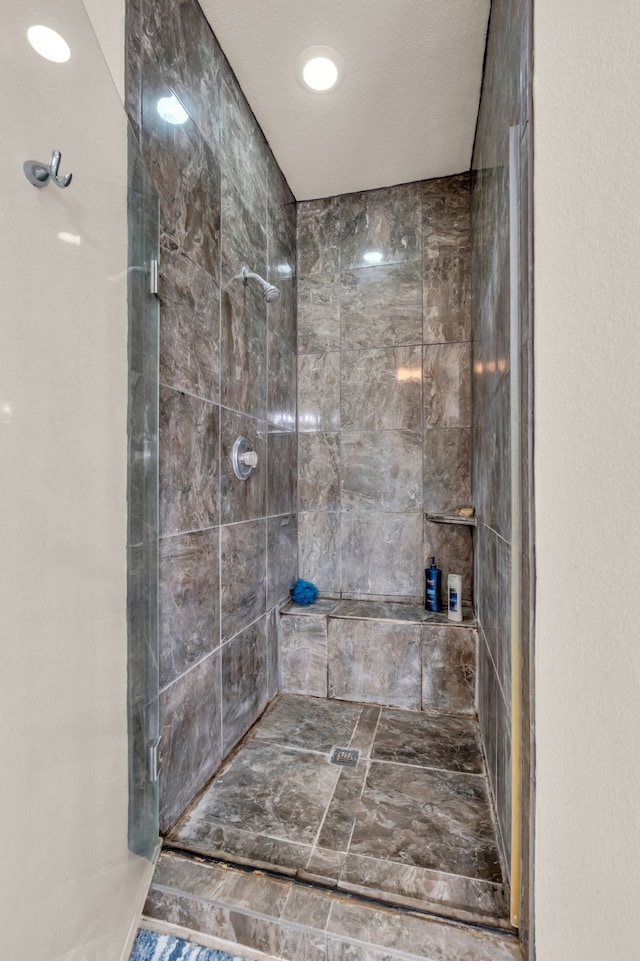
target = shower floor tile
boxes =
[168,693,509,926]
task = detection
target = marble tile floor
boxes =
[166,693,510,929]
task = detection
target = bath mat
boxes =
[130,929,253,961]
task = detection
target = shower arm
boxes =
[241,266,280,303]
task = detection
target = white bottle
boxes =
[447,573,463,622]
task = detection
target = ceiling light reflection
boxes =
[157,94,188,125]
[58,231,82,245]
[397,367,422,383]
[27,25,71,63]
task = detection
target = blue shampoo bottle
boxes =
[425,556,442,612]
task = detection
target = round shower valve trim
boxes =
[232,437,258,480]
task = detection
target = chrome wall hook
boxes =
[23,150,73,188]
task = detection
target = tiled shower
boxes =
[127,0,532,951]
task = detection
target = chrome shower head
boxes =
[242,267,280,303]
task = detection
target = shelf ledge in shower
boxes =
[425,512,478,527]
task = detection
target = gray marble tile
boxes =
[220,289,267,420]
[422,174,470,260]
[267,428,297,516]
[128,373,159,548]
[422,625,477,716]
[152,851,291,915]
[424,342,472,429]
[317,764,368,853]
[496,534,512,709]
[339,183,422,269]
[298,511,340,593]
[331,600,423,624]
[298,275,340,353]
[220,519,267,641]
[252,693,361,752]
[172,816,311,874]
[281,598,340,617]
[298,352,341,432]
[141,65,221,281]
[159,650,221,832]
[220,408,267,524]
[266,606,280,701]
[267,513,298,608]
[144,888,295,958]
[159,387,219,536]
[281,885,333,929]
[341,430,422,512]
[423,254,471,344]
[423,428,472,514]
[337,854,509,928]
[280,615,328,697]
[328,618,421,709]
[297,197,340,276]
[303,848,346,885]
[135,1,224,153]
[340,264,422,349]
[372,708,482,773]
[222,70,268,212]
[182,740,340,845]
[266,154,297,351]
[422,606,476,627]
[477,626,500,808]
[221,614,269,755]
[159,240,221,402]
[268,330,296,432]
[220,180,268,323]
[299,433,340,511]
[349,761,502,882]
[341,347,422,431]
[348,705,381,757]
[327,898,520,961]
[340,513,422,597]
[159,529,220,688]
[424,519,474,604]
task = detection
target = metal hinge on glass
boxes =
[148,737,161,782]
[149,259,159,296]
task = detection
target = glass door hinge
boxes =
[148,737,160,782]
[149,259,159,296]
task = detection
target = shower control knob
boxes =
[240,451,258,468]
[231,437,258,480]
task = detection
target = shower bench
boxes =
[279,598,477,716]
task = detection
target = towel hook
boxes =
[23,149,72,189]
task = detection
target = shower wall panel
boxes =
[297,178,473,604]
[126,0,297,831]
[471,0,533,938]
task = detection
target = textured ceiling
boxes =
[199,0,490,200]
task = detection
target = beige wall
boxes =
[534,1,640,956]
[0,0,154,957]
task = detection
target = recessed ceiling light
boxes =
[157,94,189,125]
[27,25,71,63]
[297,46,344,93]
[363,251,384,264]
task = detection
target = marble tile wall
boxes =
[281,603,477,716]
[297,178,473,604]
[126,0,297,831]
[471,0,533,939]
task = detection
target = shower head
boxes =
[242,267,280,303]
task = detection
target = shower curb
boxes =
[143,849,522,961]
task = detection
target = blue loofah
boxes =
[291,578,319,605]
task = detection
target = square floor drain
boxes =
[330,747,359,767]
